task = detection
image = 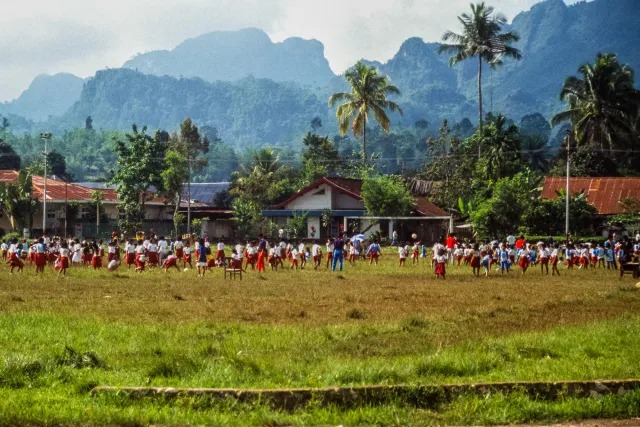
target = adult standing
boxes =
[332,234,345,272]
[391,230,398,247]
[256,234,267,273]
[445,234,457,263]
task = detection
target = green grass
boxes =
[1,251,639,425]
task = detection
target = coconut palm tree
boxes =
[551,53,640,150]
[329,61,403,164]
[439,2,521,133]
[473,114,520,180]
[521,135,552,173]
[0,170,39,231]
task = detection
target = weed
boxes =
[347,308,366,320]
[56,346,107,369]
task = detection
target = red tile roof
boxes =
[274,177,449,218]
[0,171,164,204]
[541,177,640,215]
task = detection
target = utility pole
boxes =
[565,129,571,244]
[40,132,52,235]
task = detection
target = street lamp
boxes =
[40,132,52,234]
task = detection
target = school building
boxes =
[261,177,453,244]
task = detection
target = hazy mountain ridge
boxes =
[3,0,639,145]
[123,28,336,88]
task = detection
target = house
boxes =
[262,177,452,243]
[541,177,640,215]
[179,182,234,239]
[0,171,172,237]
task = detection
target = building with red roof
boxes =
[262,177,452,243]
[0,170,171,237]
[541,177,640,215]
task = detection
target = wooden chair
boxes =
[224,256,243,280]
[620,262,640,279]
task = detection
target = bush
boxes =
[1,232,21,242]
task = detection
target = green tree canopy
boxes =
[0,170,39,231]
[0,141,21,171]
[361,175,413,217]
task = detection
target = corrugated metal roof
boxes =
[413,197,449,217]
[0,171,165,204]
[541,177,640,215]
[182,182,230,206]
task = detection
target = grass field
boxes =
[1,249,639,426]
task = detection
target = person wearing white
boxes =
[71,242,83,264]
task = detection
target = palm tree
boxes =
[439,2,521,134]
[0,170,39,231]
[241,148,282,178]
[475,114,520,180]
[521,135,552,172]
[551,53,640,149]
[329,61,403,164]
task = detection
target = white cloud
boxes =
[0,0,577,101]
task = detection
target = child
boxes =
[147,239,158,267]
[498,245,510,275]
[605,243,615,269]
[412,241,420,265]
[135,241,146,273]
[453,245,463,266]
[311,241,322,270]
[196,239,208,277]
[125,239,136,269]
[0,240,7,261]
[481,250,491,277]
[550,244,560,276]
[268,245,278,270]
[245,242,256,270]
[107,258,120,272]
[216,240,225,264]
[368,239,381,265]
[517,246,529,274]
[231,249,243,269]
[56,242,70,276]
[566,244,574,269]
[174,238,184,261]
[326,239,334,269]
[539,244,549,275]
[469,245,480,277]
[8,239,24,274]
[435,249,447,280]
[528,245,537,267]
[596,243,605,268]
[298,242,306,269]
[290,246,299,270]
[163,252,180,272]
[398,243,407,266]
[91,241,103,270]
[34,238,47,275]
[183,241,193,269]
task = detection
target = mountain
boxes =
[123,28,335,88]
[0,73,84,122]
[60,68,328,148]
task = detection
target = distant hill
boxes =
[60,68,328,148]
[0,73,84,122]
[123,28,336,88]
[5,0,640,145]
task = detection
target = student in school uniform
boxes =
[481,250,491,277]
[245,241,257,270]
[7,239,24,274]
[34,238,47,275]
[498,245,511,275]
[257,234,268,273]
[453,245,463,266]
[268,245,277,270]
[550,244,560,276]
[311,241,322,270]
[231,249,243,269]
[398,243,408,266]
[56,242,70,276]
[596,243,605,268]
[1,240,7,261]
[196,239,208,277]
[290,246,299,270]
[434,249,447,280]
[517,246,529,274]
[539,244,549,275]
[91,241,103,270]
[163,252,180,273]
[125,239,136,269]
[368,239,381,266]
[147,239,159,267]
[216,240,226,264]
[135,241,147,273]
[174,238,184,262]
[469,245,481,277]
[325,238,334,269]
[183,241,193,269]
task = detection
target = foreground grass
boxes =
[1,314,640,425]
[1,252,639,425]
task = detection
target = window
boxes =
[81,206,90,220]
[47,213,56,219]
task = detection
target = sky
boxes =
[0,0,582,102]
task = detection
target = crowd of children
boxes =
[2,231,639,279]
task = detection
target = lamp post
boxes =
[40,132,52,234]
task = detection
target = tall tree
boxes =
[301,132,341,183]
[521,135,552,173]
[0,141,21,171]
[468,114,521,181]
[439,2,521,134]
[551,53,640,149]
[109,125,166,236]
[161,136,190,236]
[329,61,403,163]
[180,118,209,233]
[0,170,39,231]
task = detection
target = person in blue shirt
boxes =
[604,242,615,270]
[332,234,345,272]
[368,239,381,265]
[498,245,510,275]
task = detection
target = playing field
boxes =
[1,249,639,426]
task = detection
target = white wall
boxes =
[285,184,332,210]
[334,193,364,210]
